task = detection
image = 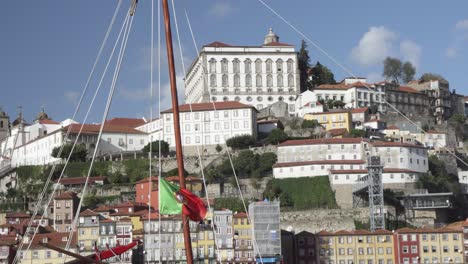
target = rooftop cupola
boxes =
[264,28,279,45]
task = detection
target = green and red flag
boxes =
[159,178,207,221]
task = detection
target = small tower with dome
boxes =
[0,106,9,140]
[264,28,279,45]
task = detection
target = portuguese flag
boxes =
[159,178,207,221]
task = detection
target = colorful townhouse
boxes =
[77,209,102,255]
[214,209,234,262]
[233,212,254,263]
[19,232,77,264]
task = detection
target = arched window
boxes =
[234,74,240,87]
[221,58,228,73]
[277,75,283,87]
[244,59,251,73]
[266,59,273,73]
[256,74,262,87]
[223,96,228,102]
[287,59,294,73]
[276,59,283,72]
[210,74,216,87]
[233,59,240,74]
[212,97,217,102]
[288,74,294,87]
[267,74,273,87]
[245,74,252,87]
[209,58,216,73]
[222,74,228,87]
[234,96,241,101]
[255,59,262,74]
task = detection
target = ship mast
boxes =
[161,0,194,263]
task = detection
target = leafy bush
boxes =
[226,135,256,150]
[214,197,246,212]
[266,129,288,145]
[143,140,169,155]
[51,143,88,162]
[350,129,366,138]
[301,119,319,129]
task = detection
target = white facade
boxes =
[273,138,429,184]
[313,78,386,112]
[185,30,300,114]
[138,102,257,149]
[295,90,323,117]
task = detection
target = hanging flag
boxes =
[159,178,207,221]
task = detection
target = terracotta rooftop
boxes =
[426,130,445,134]
[278,137,365,147]
[398,86,421,94]
[370,141,426,149]
[386,125,400,130]
[79,209,100,217]
[55,176,107,185]
[29,232,77,249]
[330,169,368,174]
[262,41,293,47]
[54,191,78,200]
[273,160,365,168]
[351,107,369,113]
[6,212,30,218]
[316,81,374,90]
[38,119,60,125]
[161,101,257,114]
[62,123,146,135]
[105,117,146,128]
[328,128,348,137]
[233,212,248,218]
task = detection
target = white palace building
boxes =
[184,29,300,115]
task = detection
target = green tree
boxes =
[142,140,169,156]
[51,143,88,162]
[256,152,277,175]
[349,129,366,138]
[383,57,403,83]
[298,40,311,92]
[214,197,245,212]
[450,113,466,142]
[165,168,189,177]
[266,129,288,145]
[420,73,447,83]
[309,61,336,87]
[226,135,256,150]
[402,62,416,83]
[215,144,223,153]
[301,119,319,129]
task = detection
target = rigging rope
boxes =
[256,0,468,169]
[12,1,124,263]
[62,3,136,263]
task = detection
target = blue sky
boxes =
[1,0,468,123]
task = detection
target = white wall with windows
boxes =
[185,38,300,114]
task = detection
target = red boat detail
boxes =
[94,241,138,260]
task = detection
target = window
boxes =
[256,74,262,87]
[267,74,273,87]
[244,59,251,73]
[222,74,228,87]
[185,137,190,144]
[245,74,252,87]
[255,59,262,73]
[402,246,409,253]
[288,74,294,87]
[208,58,217,74]
[234,74,240,87]
[287,59,294,73]
[233,59,240,73]
[277,75,283,87]
[411,245,417,253]
[221,58,228,73]
[210,74,216,87]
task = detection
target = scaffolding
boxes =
[367,156,385,232]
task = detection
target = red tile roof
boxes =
[370,141,426,149]
[165,175,202,183]
[351,107,369,114]
[316,81,374,90]
[386,125,399,130]
[6,212,30,218]
[262,42,293,47]
[29,232,77,249]
[383,168,419,174]
[135,176,159,184]
[330,169,368,174]
[38,119,60,125]
[398,86,421,94]
[62,123,146,135]
[426,130,445,134]
[328,128,348,137]
[203,41,232,47]
[278,137,365,147]
[101,218,115,223]
[273,160,365,168]
[233,212,248,218]
[55,176,107,185]
[54,191,77,200]
[161,101,257,114]
[105,117,146,128]
[79,209,100,217]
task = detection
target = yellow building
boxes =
[317,229,395,264]
[417,227,463,264]
[304,111,352,132]
[233,212,254,262]
[77,209,101,255]
[19,232,77,264]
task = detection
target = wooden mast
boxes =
[161,0,194,263]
